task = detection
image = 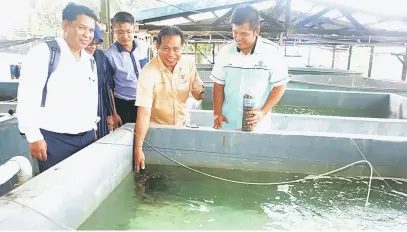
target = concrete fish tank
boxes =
[0,116,407,230]
[1,81,407,230]
[199,86,407,119]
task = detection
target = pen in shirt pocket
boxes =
[88,76,96,84]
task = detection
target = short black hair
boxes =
[112,12,135,25]
[230,4,260,30]
[156,26,185,45]
[62,2,98,22]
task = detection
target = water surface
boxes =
[80,164,407,230]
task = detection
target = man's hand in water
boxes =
[135,150,146,172]
[214,113,228,129]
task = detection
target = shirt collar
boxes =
[236,36,259,55]
[157,55,186,72]
[115,40,137,53]
[57,37,87,61]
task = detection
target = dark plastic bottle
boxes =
[242,91,256,132]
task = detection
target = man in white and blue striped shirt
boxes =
[105,12,149,127]
[210,4,289,132]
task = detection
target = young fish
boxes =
[135,169,169,200]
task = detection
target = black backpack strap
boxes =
[41,40,61,107]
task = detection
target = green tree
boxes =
[116,0,161,14]
[28,0,98,36]
[186,43,214,64]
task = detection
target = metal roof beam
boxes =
[285,0,291,31]
[259,10,283,28]
[187,34,407,47]
[212,7,235,25]
[271,0,286,19]
[295,7,333,28]
[307,0,407,23]
[339,9,367,32]
[183,16,198,24]
[311,18,350,28]
[135,0,268,23]
[139,24,407,37]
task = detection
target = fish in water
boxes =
[135,169,170,200]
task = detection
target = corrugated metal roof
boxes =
[133,0,407,46]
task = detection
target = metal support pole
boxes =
[331,45,336,69]
[212,43,215,64]
[347,46,353,70]
[402,47,407,81]
[368,46,375,77]
[194,42,198,64]
[100,0,112,50]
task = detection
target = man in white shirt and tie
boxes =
[17,3,99,173]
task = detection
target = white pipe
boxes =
[0,156,33,186]
[0,160,19,186]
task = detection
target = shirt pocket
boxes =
[252,66,270,79]
[153,81,167,98]
[223,65,242,85]
[177,78,190,91]
[246,67,271,95]
[176,75,190,103]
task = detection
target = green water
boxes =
[272,105,393,118]
[80,164,407,230]
[202,104,392,118]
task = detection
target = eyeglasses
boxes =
[88,42,101,47]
